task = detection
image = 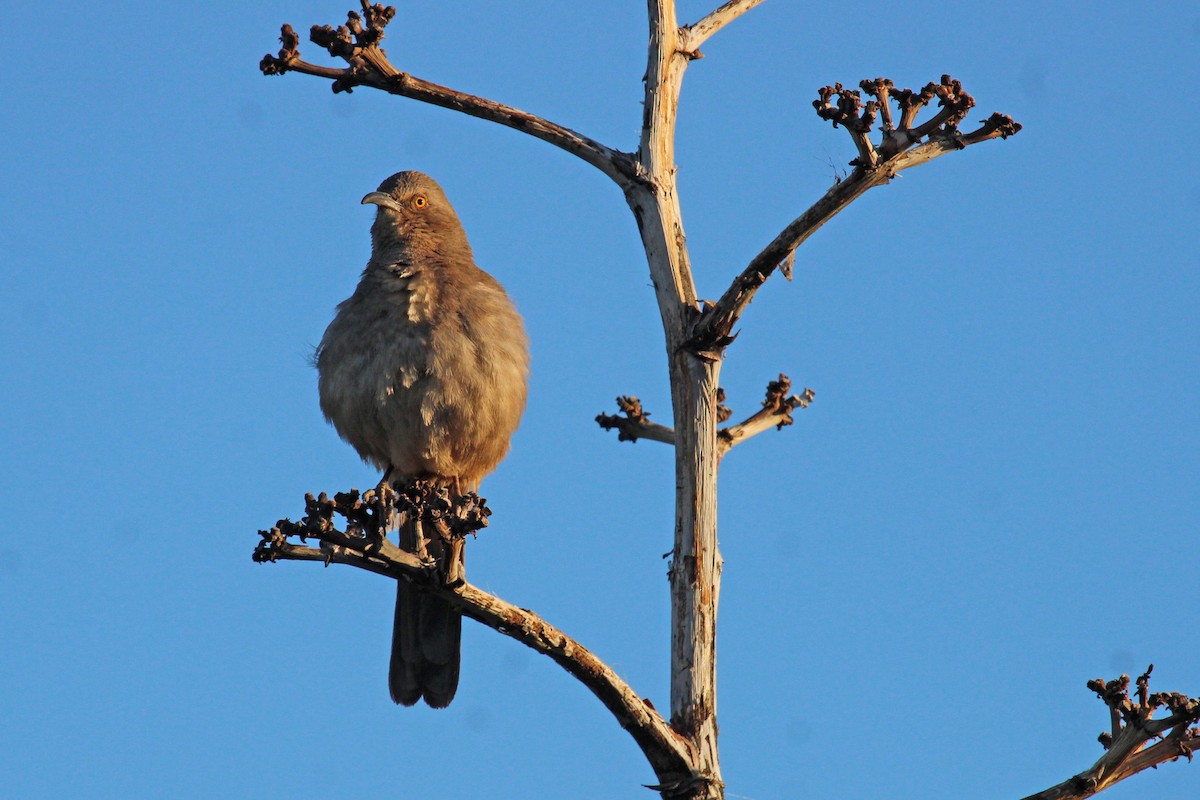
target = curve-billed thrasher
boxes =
[316,171,529,707]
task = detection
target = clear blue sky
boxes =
[2,2,1197,798]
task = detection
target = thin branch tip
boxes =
[597,396,676,446]
[258,4,631,182]
[259,23,301,75]
[682,0,767,51]
[1022,667,1200,799]
[821,73,1020,164]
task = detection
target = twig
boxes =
[812,83,880,168]
[260,12,638,185]
[1020,666,1200,800]
[686,74,1020,355]
[254,483,697,789]
[680,0,767,55]
[596,396,677,445]
[718,375,813,455]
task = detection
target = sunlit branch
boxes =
[686,74,1020,355]
[260,17,638,185]
[680,0,767,54]
[253,485,696,787]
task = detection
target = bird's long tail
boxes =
[389,515,463,708]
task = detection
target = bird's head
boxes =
[362,171,472,259]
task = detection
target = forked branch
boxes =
[718,374,813,455]
[597,375,813,456]
[259,5,638,185]
[253,484,697,790]
[686,74,1021,354]
[1021,666,1200,800]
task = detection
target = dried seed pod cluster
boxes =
[814,74,1020,167]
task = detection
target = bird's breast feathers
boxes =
[317,262,527,481]
[377,261,437,324]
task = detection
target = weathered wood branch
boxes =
[260,16,638,186]
[596,377,814,456]
[637,6,724,797]
[680,0,767,54]
[253,486,698,790]
[717,374,813,456]
[1020,667,1200,800]
[596,396,677,445]
[686,74,1021,355]
[685,166,879,355]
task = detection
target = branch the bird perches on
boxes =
[254,481,696,786]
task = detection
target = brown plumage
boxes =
[316,171,529,707]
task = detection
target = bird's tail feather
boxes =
[389,517,462,708]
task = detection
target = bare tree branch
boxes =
[685,167,881,355]
[686,74,1020,355]
[633,0,700,314]
[260,15,638,186]
[717,375,813,455]
[597,378,814,456]
[596,396,677,445]
[253,485,698,791]
[635,7,724,796]
[680,0,767,54]
[1021,667,1200,800]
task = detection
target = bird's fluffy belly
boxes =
[318,295,525,483]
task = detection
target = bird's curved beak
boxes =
[361,192,403,213]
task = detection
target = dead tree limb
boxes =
[1021,667,1200,800]
[596,396,678,445]
[686,75,1021,355]
[254,485,697,790]
[717,375,814,455]
[597,377,815,457]
[260,13,638,185]
[680,0,768,54]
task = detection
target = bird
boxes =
[315,170,529,708]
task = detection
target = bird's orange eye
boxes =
[413,195,428,208]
